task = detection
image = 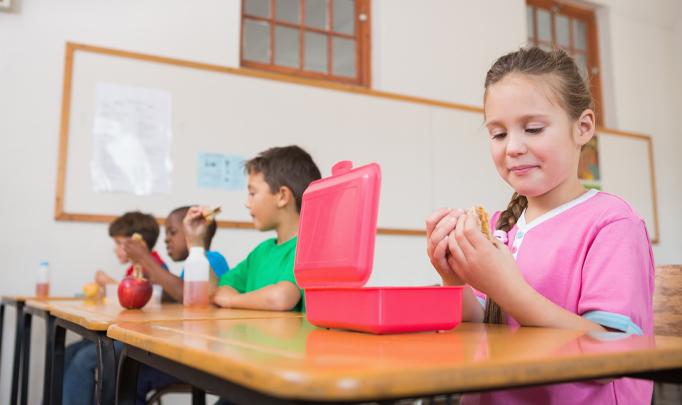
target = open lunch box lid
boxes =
[294,161,381,289]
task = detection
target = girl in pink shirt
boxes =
[426,47,654,404]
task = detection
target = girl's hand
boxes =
[426,207,467,286]
[447,214,527,300]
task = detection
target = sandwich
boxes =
[202,206,222,222]
[466,206,496,245]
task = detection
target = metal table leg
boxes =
[115,346,139,405]
[51,318,117,405]
[23,305,53,405]
[20,310,32,405]
[10,300,25,405]
[0,302,5,383]
[116,344,300,405]
[43,314,56,405]
[192,386,206,405]
[50,318,66,405]
[116,350,205,405]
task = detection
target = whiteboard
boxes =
[58,44,659,242]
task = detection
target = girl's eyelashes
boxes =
[489,126,543,139]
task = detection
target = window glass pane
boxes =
[306,0,328,30]
[276,0,299,24]
[556,14,570,47]
[573,20,587,51]
[304,31,328,73]
[537,8,552,43]
[245,0,270,18]
[333,36,355,77]
[274,25,300,68]
[333,0,354,35]
[575,53,589,80]
[527,6,535,39]
[243,19,271,64]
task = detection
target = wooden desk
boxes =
[110,318,682,404]
[0,296,82,405]
[48,302,304,405]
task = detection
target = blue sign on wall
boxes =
[197,152,246,191]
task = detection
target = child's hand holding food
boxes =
[426,206,467,286]
[447,208,524,303]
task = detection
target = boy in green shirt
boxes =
[184,145,321,312]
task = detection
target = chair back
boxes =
[654,265,682,336]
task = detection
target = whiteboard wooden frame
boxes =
[54,42,660,242]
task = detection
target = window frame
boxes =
[240,0,371,87]
[526,0,604,123]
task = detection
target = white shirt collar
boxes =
[517,188,599,232]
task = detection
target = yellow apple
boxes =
[83,282,100,298]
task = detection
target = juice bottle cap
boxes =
[40,262,49,266]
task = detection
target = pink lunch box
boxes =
[294,161,464,334]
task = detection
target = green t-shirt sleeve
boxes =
[276,249,298,285]
[219,258,247,293]
[277,248,304,312]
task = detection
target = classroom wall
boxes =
[1,1,681,404]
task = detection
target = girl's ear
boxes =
[575,109,596,147]
[277,186,293,209]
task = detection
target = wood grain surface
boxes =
[1,296,84,304]
[50,302,304,331]
[108,319,682,401]
[25,298,95,312]
[654,265,682,337]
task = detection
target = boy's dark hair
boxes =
[169,206,217,249]
[244,146,322,213]
[109,212,160,249]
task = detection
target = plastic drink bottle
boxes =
[36,262,50,297]
[183,247,209,308]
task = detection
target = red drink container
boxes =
[36,262,50,297]
[184,280,209,308]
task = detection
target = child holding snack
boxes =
[121,206,229,303]
[185,145,321,313]
[95,211,168,287]
[425,47,654,404]
[120,206,229,405]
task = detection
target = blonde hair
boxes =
[482,47,593,325]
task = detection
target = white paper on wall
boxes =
[91,82,173,195]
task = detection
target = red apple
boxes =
[117,266,152,309]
